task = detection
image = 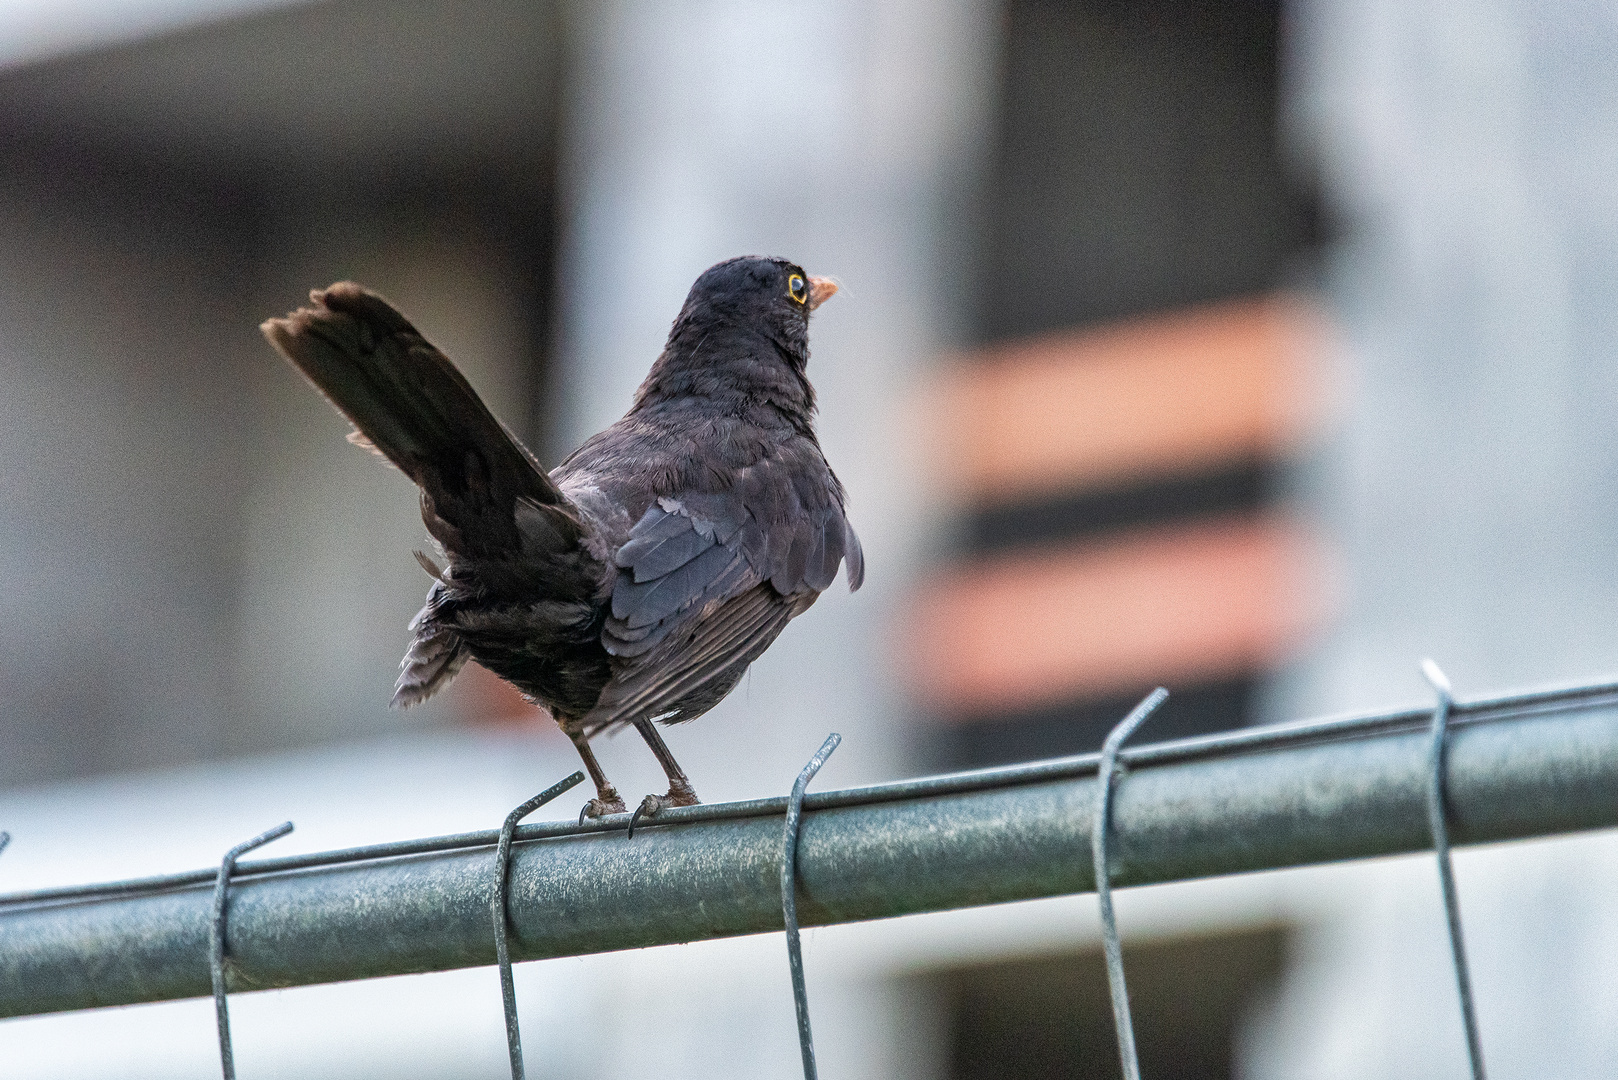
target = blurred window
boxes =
[920,0,1323,769]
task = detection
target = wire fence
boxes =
[7,664,1618,1078]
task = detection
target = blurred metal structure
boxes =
[1423,661,1488,1080]
[491,773,584,1080]
[781,733,842,1080]
[4,675,1618,1020]
[210,821,293,1080]
[1091,689,1169,1080]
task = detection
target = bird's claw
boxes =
[625,783,700,838]
[578,792,628,825]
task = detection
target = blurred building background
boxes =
[4,0,1618,1076]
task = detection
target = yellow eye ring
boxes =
[788,274,807,304]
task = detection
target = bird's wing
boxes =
[580,464,861,733]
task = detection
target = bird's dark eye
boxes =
[788,275,807,303]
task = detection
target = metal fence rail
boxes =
[4,677,1618,1019]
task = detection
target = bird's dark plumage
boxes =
[262,255,860,814]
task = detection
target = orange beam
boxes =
[905,516,1330,716]
[932,296,1320,502]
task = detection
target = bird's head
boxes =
[636,256,839,417]
[680,255,836,350]
[689,255,838,312]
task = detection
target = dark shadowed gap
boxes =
[973,0,1314,343]
[935,677,1255,771]
[939,926,1289,1080]
[956,458,1278,557]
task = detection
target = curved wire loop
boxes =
[492,771,585,1080]
[1092,688,1169,1080]
[782,733,842,1080]
[212,821,295,1080]
[1422,659,1487,1080]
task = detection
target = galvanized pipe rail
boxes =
[4,678,1618,1018]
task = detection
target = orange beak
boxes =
[807,276,839,311]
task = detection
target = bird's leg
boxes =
[569,731,627,819]
[628,717,700,830]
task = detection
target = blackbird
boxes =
[261,256,863,823]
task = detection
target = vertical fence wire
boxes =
[1091,688,1169,1080]
[211,821,294,1080]
[782,733,842,1080]
[1422,660,1487,1080]
[492,772,585,1080]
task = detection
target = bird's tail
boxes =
[261,282,577,561]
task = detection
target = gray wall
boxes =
[0,0,564,787]
[1250,3,1618,1075]
[1278,0,1618,718]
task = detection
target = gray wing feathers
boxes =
[621,524,712,582]
[585,584,793,734]
[587,460,862,730]
[843,518,865,590]
[613,541,738,628]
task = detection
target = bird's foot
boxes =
[625,780,700,838]
[577,788,628,825]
